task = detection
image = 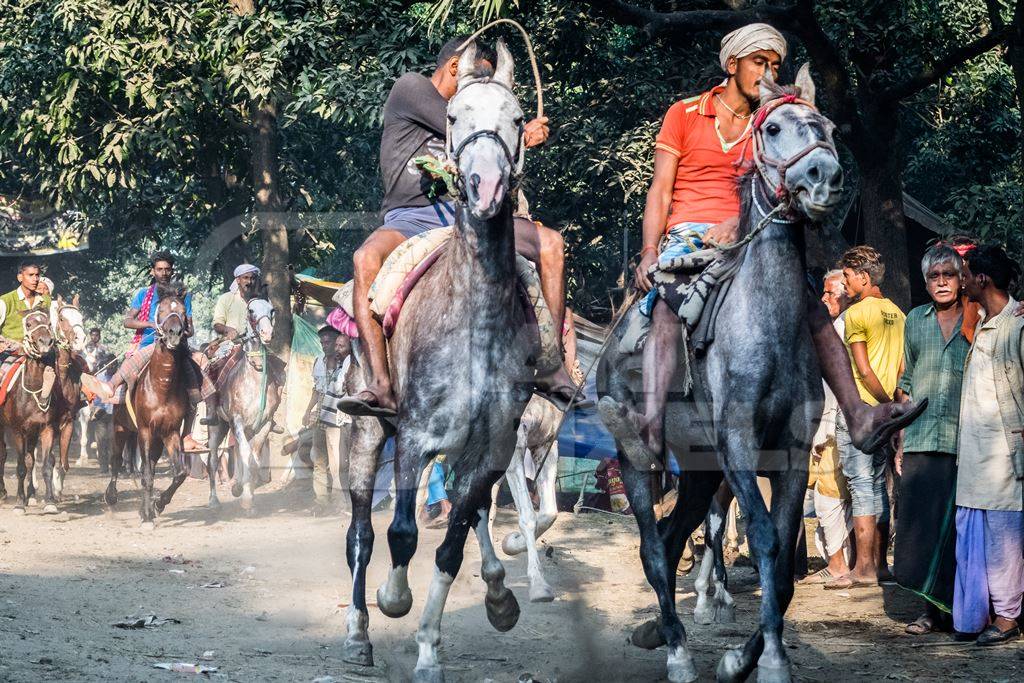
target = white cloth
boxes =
[812,315,844,448]
[318,356,351,427]
[719,23,788,72]
[956,299,1023,511]
[813,489,852,561]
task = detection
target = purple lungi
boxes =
[953,506,1024,633]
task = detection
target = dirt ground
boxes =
[0,461,1021,682]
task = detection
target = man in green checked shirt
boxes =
[893,242,971,636]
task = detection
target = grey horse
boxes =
[341,40,538,682]
[205,296,283,514]
[598,68,846,683]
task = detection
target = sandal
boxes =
[800,567,834,585]
[823,573,853,590]
[906,615,936,635]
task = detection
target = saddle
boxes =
[211,344,244,393]
[331,227,562,374]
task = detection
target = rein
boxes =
[21,314,51,359]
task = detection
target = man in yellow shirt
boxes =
[834,246,905,588]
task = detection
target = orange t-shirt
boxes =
[654,85,753,229]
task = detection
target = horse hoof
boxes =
[716,648,746,683]
[375,585,413,619]
[104,491,118,507]
[42,504,59,515]
[630,617,666,650]
[341,639,374,667]
[12,505,25,516]
[231,482,243,498]
[529,580,555,603]
[484,587,520,632]
[413,665,445,683]
[715,603,736,624]
[154,501,166,515]
[28,497,37,507]
[139,521,155,532]
[501,532,526,556]
[755,663,792,683]
[668,646,699,683]
[693,602,714,626]
[208,497,221,510]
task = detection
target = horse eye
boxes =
[513,116,523,126]
[766,123,781,136]
[447,115,456,123]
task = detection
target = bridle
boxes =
[21,312,52,359]
[446,78,525,199]
[54,304,86,352]
[155,304,186,343]
[245,301,274,370]
[750,94,837,204]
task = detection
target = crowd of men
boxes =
[802,241,1024,646]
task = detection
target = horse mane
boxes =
[156,279,187,301]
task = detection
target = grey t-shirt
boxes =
[379,73,450,214]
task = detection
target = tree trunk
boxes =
[250,99,292,360]
[857,153,911,311]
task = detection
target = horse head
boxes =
[155,280,188,350]
[21,307,53,358]
[448,39,524,220]
[54,294,87,352]
[246,297,275,346]
[753,65,843,222]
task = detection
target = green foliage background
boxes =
[0,0,1019,336]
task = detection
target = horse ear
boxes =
[759,71,780,107]
[56,294,64,306]
[457,41,477,89]
[493,38,514,89]
[72,293,80,307]
[794,62,816,107]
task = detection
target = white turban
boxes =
[230,264,260,293]
[233,264,260,279]
[40,277,55,296]
[719,23,787,72]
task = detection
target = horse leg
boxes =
[474,497,521,630]
[503,447,553,602]
[376,436,421,619]
[694,483,736,625]
[230,417,253,509]
[56,419,73,499]
[105,425,127,508]
[206,420,225,509]
[414,468,503,683]
[715,448,788,683]
[0,429,8,500]
[40,427,59,513]
[13,432,28,513]
[155,431,188,515]
[342,418,386,667]
[138,432,158,528]
[726,497,741,552]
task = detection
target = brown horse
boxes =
[105,283,192,528]
[50,295,88,501]
[205,296,284,514]
[0,307,59,513]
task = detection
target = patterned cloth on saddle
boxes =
[0,353,26,406]
[331,227,562,374]
[619,237,745,358]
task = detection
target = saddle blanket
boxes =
[331,227,562,375]
[0,354,26,406]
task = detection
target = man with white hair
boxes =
[631,23,924,462]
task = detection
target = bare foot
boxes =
[338,387,397,417]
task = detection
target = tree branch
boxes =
[878,26,1012,102]
[579,0,797,38]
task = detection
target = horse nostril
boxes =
[469,173,481,196]
[807,164,820,182]
[829,166,843,187]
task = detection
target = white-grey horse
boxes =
[342,40,539,682]
[599,68,845,683]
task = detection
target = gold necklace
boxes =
[715,94,752,120]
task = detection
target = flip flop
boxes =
[848,578,880,589]
[337,394,398,418]
[823,573,853,590]
[860,398,929,454]
[906,615,936,635]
